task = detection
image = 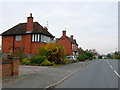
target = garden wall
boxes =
[0,58,19,78]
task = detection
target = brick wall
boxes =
[0,58,19,78]
[31,42,46,54]
[2,35,46,55]
[57,36,72,55]
[73,43,78,51]
[2,36,14,53]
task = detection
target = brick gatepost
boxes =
[0,58,19,78]
[12,59,19,76]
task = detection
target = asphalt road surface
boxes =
[55,59,119,88]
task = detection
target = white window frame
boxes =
[32,34,34,42]
[35,34,37,42]
[16,35,21,41]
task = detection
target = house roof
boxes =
[56,36,78,46]
[66,36,75,44]
[2,22,54,38]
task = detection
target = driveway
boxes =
[19,65,48,75]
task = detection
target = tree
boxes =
[38,43,66,64]
[98,56,102,59]
[107,54,112,58]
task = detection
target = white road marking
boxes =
[110,65,113,69]
[107,59,120,78]
[114,70,120,78]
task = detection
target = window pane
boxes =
[35,34,37,42]
[38,34,40,42]
[32,34,34,42]
[41,34,44,42]
[16,35,21,41]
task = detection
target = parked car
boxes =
[66,56,76,60]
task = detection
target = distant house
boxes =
[56,30,79,57]
[1,13,54,55]
[78,47,86,54]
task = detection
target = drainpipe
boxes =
[12,36,15,54]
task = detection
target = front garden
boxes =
[20,43,78,66]
[12,43,95,66]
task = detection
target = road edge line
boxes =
[107,59,120,78]
[44,60,94,89]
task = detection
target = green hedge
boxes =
[29,55,46,64]
[41,59,54,66]
[77,54,86,61]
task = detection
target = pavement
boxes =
[2,60,92,88]
[54,59,119,88]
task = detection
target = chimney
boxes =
[70,35,74,39]
[62,30,66,36]
[26,13,33,32]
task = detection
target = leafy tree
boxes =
[107,54,112,58]
[38,43,66,64]
[86,53,94,58]
[98,56,102,59]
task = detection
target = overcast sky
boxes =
[0,1,118,55]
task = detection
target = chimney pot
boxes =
[62,30,66,36]
[70,35,74,39]
[30,13,32,17]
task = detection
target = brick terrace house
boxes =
[56,30,79,57]
[1,13,54,56]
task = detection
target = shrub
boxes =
[22,57,31,65]
[77,54,86,61]
[13,49,24,62]
[115,54,120,60]
[29,55,46,65]
[41,59,54,66]
[98,56,102,59]
[62,59,78,64]
[38,43,66,64]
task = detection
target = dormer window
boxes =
[16,35,21,41]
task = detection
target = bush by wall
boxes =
[22,57,31,65]
[29,55,46,65]
[22,55,46,65]
[41,59,54,66]
[62,58,78,64]
[77,54,86,61]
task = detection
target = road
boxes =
[55,59,119,88]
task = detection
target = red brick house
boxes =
[56,30,79,57]
[1,13,54,55]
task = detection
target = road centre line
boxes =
[107,60,120,78]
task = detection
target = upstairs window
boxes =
[16,35,21,41]
[32,34,41,42]
[41,35,52,43]
[32,34,53,43]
